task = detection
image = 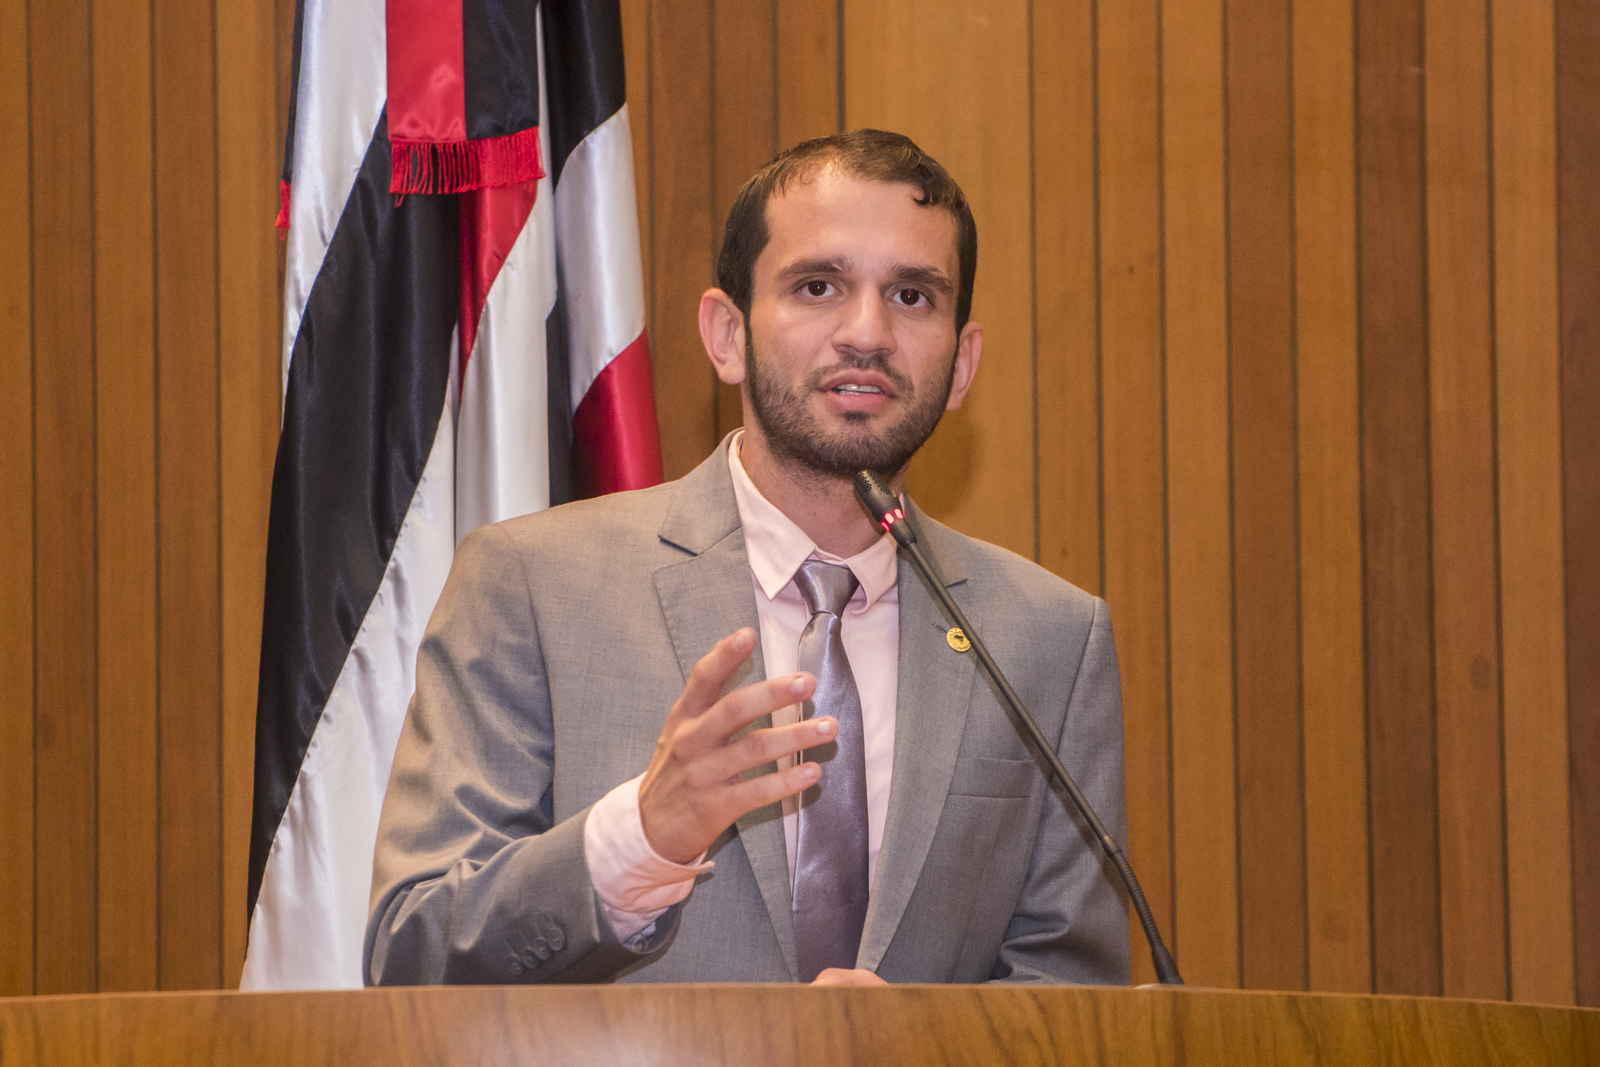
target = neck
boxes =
[736,428,899,558]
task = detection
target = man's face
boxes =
[736,170,978,479]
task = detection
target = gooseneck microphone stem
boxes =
[854,471,1183,986]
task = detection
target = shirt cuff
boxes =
[584,774,713,942]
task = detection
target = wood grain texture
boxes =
[1094,0,1171,986]
[1291,0,1370,995]
[1356,0,1440,998]
[29,0,100,997]
[0,0,36,1000]
[216,0,282,987]
[91,0,159,995]
[846,0,1037,561]
[1555,0,1600,1012]
[1227,0,1306,993]
[775,0,839,147]
[648,0,719,478]
[1422,0,1506,1002]
[153,0,223,990]
[1032,0,1101,596]
[620,0,651,324]
[710,0,773,440]
[1160,0,1238,990]
[0,986,1596,1067]
[1490,0,1575,1008]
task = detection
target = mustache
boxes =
[802,352,915,396]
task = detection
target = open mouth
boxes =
[832,383,884,396]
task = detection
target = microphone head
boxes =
[853,470,916,547]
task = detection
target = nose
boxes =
[834,287,895,357]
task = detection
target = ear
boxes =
[944,320,983,410]
[699,289,748,385]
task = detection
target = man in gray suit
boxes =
[365,130,1132,986]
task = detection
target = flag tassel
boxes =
[390,126,545,196]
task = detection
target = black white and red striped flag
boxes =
[243,0,661,989]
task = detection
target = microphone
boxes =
[853,470,1183,986]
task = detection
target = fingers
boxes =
[726,758,821,815]
[698,671,815,742]
[675,628,760,720]
[706,714,836,783]
[810,968,888,987]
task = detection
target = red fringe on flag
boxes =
[275,179,291,233]
[389,126,545,196]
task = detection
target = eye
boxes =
[896,288,927,307]
[804,280,833,297]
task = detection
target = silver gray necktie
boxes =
[790,559,870,981]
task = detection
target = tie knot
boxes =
[793,559,859,617]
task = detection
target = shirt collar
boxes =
[727,431,899,612]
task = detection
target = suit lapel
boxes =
[652,439,798,979]
[858,505,977,971]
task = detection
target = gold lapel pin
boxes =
[946,627,971,653]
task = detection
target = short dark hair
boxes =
[715,129,978,332]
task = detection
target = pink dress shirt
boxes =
[583,433,901,942]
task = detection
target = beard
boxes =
[743,329,956,480]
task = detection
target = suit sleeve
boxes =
[363,524,680,985]
[988,596,1134,985]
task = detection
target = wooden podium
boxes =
[2,985,1596,1065]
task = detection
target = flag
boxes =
[243,0,661,990]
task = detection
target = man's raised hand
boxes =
[638,628,831,864]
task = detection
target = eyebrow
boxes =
[776,257,955,294]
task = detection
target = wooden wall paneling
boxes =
[1356,0,1440,998]
[217,0,284,987]
[845,0,1037,560]
[1556,0,1600,1011]
[1291,0,1370,995]
[648,0,718,479]
[620,0,651,328]
[775,0,839,147]
[91,0,160,995]
[1160,0,1238,989]
[1490,0,1575,1007]
[1226,0,1306,992]
[30,0,100,997]
[1094,0,1171,986]
[709,0,774,440]
[1033,0,1102,597]
[0,0,36,1000]
[1421,0,1507,1001]
[153,0,223,990]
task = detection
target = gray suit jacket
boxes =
[364,440,1132,985]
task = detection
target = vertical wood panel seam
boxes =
[1092,0,1105,602]
[769,0,778,153]
[707,0,718,431]
[1220,0,1245,985]
[25,0,38,997]
[148,0,162,986]
[1485,0,1513,998]
[1549,0,1581,993]
[646,0,655,347]
[1029,0,1039,564]
[1417,0,1444,994]
[1154,0,1177,938]
[87,0,103,994]
[209,0,225,987]
[1287,0,1309,990]
[834,0,843,132]
[1353,0,1377,993]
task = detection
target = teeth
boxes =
[834,384,883,395]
